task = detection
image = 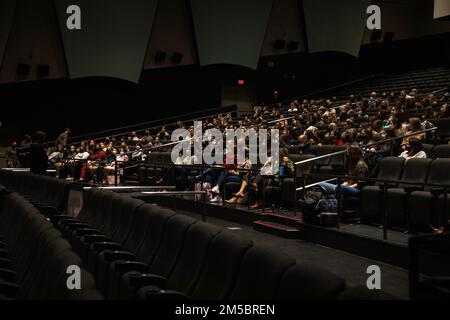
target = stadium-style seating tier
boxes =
[0,172,397,300]
[0,190,102,300]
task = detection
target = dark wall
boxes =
[0,65,222,143]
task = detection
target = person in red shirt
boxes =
[80,146,106,182]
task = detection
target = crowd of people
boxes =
[5,88,450,209]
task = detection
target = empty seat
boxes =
[386,159,432,229]
[190,231,253,300]
[361,157,405,224]
[104,207,176,298]
[0,192,102,300]
[408,159,450,232]
[229,246,295,300]
[282,154,315,208]
[131,222,222,300]
[314,145,336,169]
[432,145,450,159]
[117,214,197,299]
[276,264,346,300]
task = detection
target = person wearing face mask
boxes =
[399,137,427,161]
[103,148,126,185]
[131,145,144,162]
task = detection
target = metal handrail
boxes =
[362,127,437,149]
[294,150,348,166]
[267,102,359,124]
[303,172,450,190]
[83,186,176,191]
[296,178,338,192]
[17,105,237,152]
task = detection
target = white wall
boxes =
[434,0,450,19]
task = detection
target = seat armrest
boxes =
[129,274,168,290]
[104,251,136,262]
[91,242,122,252]
[66,222,91,231]
[115,261,149,274]
[144,289,191,300]
[38,207,61,219]
[0,258,12,268]
[83,234,112,244]
[0,281,18,298]
[0,268,16,282]
[75,228,100,237]
[431,188,444,197]
[0,249,8,258]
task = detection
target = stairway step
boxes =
[253,220,303,239]
[261,213,303,227]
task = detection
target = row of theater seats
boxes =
[54,189,351,300]
[0,189,101,299]
[0,171,397,300]
[361,158,450,232]
[0,170,70,214]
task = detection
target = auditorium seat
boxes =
[432,145,450,159]
[122,222,222,300]
[282,154,315,208]
[85,195,145,272]
[407,159,450,232]
[318,145,347,175]
[360,157,405,225]
[94,203,159,296]
[229,246,295,300]
[436,117,450,142]
[0,192,101,300]
[385,159,432,230]
[276,264,346,300]
[104,207,177,298]
[114,214,197,299]
[313,145,336,170]
[422,144,434,158]
[189,231,253,300]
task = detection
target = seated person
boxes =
[399,137,427,161]
[319,145,368,198]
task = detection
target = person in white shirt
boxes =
[74,146,90,160]
[399,137,427,161]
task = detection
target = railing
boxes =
[266,74,385,109]
[16,105,237,153]
[140,191,208,221]
[301,172,450,241]
[267,102,359,125]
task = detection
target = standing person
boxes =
[29,131,48,175]
[6,141,20,168]
[55,128,71,150]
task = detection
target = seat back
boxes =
[191,231,253,300]
[376,157,405,183]
[168,222,222,295]
[314,145,336,167]
[425,159,450,189]
[149,215,197,277]
[135,207,176,264]
[229,246,295,300]
[432,145,450,159]
[399,158,432,188]
[276,264,346,300]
